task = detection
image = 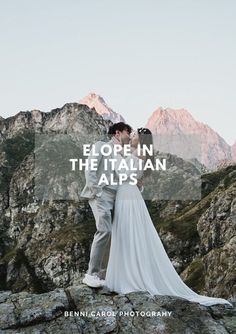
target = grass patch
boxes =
[181,257,205,292]
[49,222,96,251]
[147,199,202,242]
[201,165,236,197]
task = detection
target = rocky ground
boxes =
[0,284,235,333]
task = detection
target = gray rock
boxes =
[0,286,235,333]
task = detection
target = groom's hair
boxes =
[108,122,132,136]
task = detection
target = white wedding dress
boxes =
[104,153,232,307]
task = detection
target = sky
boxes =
[0,0,235,145]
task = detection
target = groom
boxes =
[80,122,132,288]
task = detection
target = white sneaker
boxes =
[82,274,105,288]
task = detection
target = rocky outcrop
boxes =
[153,165,236,299]
[196,170,236,298]
[80,92,125,123]
[0,285,235,333]
[0,105,109,293]
[146,107,232,170]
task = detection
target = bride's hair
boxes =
[137,128,155,177]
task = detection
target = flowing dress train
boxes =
[104,181,232,307]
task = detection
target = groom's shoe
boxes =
[82,274,105,288]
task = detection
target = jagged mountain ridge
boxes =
[0,95,234,170]
[0,103,110,141]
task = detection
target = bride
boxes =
[104,127,232,307]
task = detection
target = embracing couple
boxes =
[80,122,231,307]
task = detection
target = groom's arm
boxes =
[85,141,104,197]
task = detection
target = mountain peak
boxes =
[83,92,106,103]
[150,107,196,126]
[146,106,231,169]
[146,107,201,137]
[79,93,125,123]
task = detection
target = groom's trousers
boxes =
[87,188,116,277]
